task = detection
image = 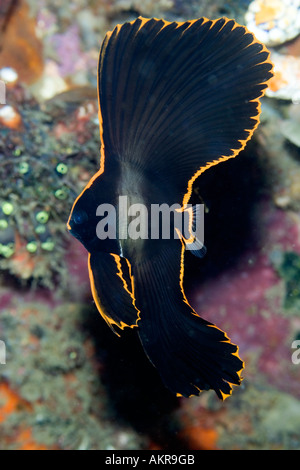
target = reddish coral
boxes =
[15,429,48,451]
[0,2,43,84]
[53,98,98,145]
[0,384,48,450]
[0,106,22,130]
[179,426,218,450]
[0,383,23,423]
[9,232,43,280]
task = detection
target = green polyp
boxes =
[54,188,68,200]
[2,202,14,215]
[41,239,55,251]
[56,163,68,175]
[0,243,15,258]
[26,241,38,253]
[13,148,22,157]
[18,161,30,174]
[36,211,49,224]
[0,219,8,229]
[35,225,46,234]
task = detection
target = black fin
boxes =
[98,16,273,198]
[130,240,243,399]
[88,251,139,334]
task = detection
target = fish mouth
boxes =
[68,219,101,252]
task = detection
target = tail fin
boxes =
[131,241,243,399]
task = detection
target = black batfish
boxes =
[68,17,273,399]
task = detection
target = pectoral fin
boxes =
[88,251,140,334]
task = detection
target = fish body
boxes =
[68,17,273,399]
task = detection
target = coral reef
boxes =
[189,202,300,399]
[244,0,300,103]
[1,0,300,451]
[0,84,99,288]
[273,251,300,310]
[0,1,44,85]
[245,0,300,47]
[0,285,146,450]
[176,383,300,450]
[113,0,174,17]
[267,52,300,102]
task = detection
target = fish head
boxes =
[67,185,100,252]
[67,174,121,255]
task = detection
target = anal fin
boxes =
[130,241,244,399]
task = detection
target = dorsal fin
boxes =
[98,16,273,201]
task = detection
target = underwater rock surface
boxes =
[0,84,99,288]
[0,285,146,450]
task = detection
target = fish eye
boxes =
[73,209,88,225]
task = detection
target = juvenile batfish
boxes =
[68,16,273,399]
